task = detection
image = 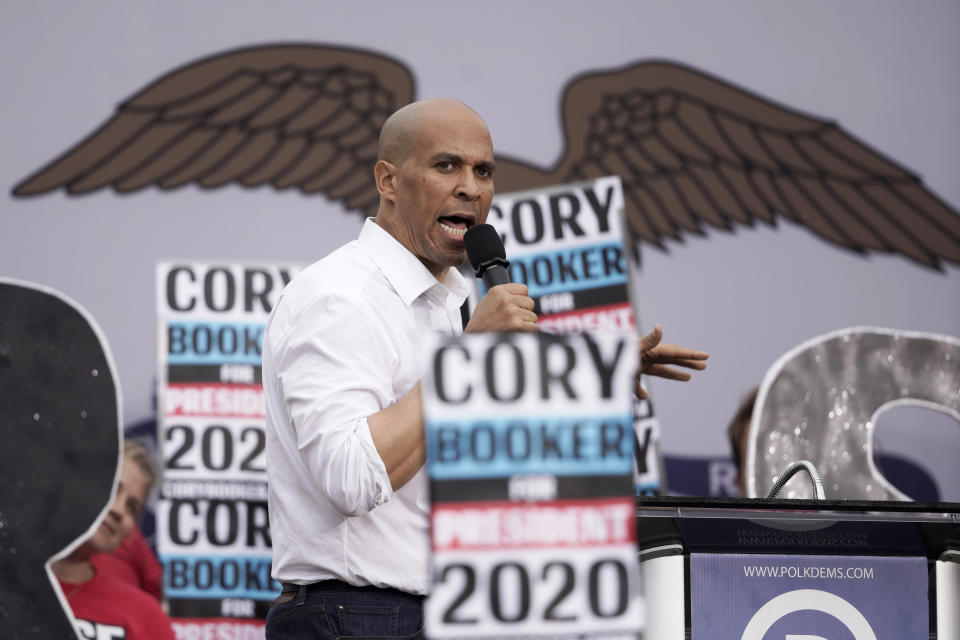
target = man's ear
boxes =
[374,160,397,203]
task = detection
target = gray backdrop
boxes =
[2,0,958,496]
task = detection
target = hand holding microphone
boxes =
[463,224,538,333]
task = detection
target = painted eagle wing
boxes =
[12,44,415,216]
[497,61,960,269]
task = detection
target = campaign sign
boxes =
[691,553,928,639]
[423,331,642,638]
[486,176,665,497]
[486,175,633,334]
[157,262,300,635]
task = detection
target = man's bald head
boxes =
[377,98,487,165]
[372,97,495,280]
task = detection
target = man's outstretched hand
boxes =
[636,324,709,398]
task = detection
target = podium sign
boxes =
[691,553,928,639]
[635,497,957,639]
[423,332,642,638]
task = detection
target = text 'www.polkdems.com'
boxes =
[743,565,875,580]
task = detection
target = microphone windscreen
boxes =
[464,224,506,272]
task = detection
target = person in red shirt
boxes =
[92,523,164,602]
[53,440,174,639]
[92,439,164,602]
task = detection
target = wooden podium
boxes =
[636,497,960,639]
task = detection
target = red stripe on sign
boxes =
[538,303,635,333]
[431,497,635,551]
[164,383,265,418]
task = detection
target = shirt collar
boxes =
[359,218,471,308]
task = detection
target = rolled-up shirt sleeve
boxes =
[273,292,399,517]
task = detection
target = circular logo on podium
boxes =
[741,588,877,640]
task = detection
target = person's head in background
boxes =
[72,440,157,559]
[727,386,759,497]
[121,439,157,503]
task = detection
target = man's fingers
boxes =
[506,308,539,332]
[647,343,710,360]
[488,284,536,313]
[640,364,693,381]
[638,324,663,352]
[643,356,708,371]
[635,327,708,389]
[495,282,529,296]
[502,306,539,332]
[515,295,536,311]
[641,344,709,376]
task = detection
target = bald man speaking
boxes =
[262,99,707,637]
[262,99,537,638]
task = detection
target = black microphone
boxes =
[465,224,511,289]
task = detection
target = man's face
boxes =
[387,106,495,278]
[88,456,149,554]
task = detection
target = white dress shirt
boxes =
[263,218,470,594]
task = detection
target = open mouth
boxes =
[438,214,474,240]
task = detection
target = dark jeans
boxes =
[265,580,425,639]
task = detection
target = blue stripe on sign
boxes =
[166,321,264,365]
[425,414,634,479]
[487,242,627,298]
[161,553,280,600]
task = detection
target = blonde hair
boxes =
[124,439,158,494]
